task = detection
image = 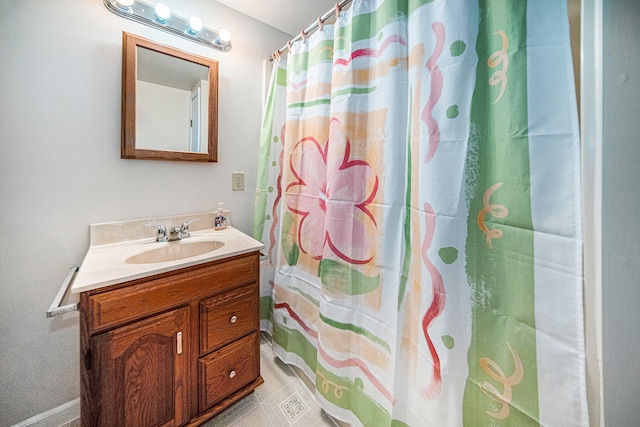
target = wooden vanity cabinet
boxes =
[79,252,263,427]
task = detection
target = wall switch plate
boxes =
[232,172,244,191]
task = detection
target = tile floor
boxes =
[202,334,341,427]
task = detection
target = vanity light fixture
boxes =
[103,0,232,51]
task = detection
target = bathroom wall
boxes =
[0,0,288,424]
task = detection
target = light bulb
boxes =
[154,3,171,22]
[218,29,231,44]
[115,0,134,9]
[188,17,203,34]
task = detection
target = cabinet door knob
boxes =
[229,370,236,379]
[230,315,238,323]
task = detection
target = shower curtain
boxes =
[254,0,588,425]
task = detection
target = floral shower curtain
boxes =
[254,0,588,426]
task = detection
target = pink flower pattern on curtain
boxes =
[286,118,378,265]
[253,1,588,425]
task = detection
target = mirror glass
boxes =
[122,32,219,162]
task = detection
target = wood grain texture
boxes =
[88,254,257,334]
[198,332,259,411]
[80,251,262,426]
[121,32,219,162]
[89,308,189,426]
[200,283,259,354]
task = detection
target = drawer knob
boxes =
[229,370,236,379]
[230,315,238,323]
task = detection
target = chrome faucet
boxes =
[146,219,199,242]
[178,218,199,239]
[145,224,168,242]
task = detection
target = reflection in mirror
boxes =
[122,32,219,162]
[136,47,210,153]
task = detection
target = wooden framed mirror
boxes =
[121,32,219,162]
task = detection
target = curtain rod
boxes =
[269,0,353,61]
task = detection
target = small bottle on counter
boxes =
[214,202,227,230]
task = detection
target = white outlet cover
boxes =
[232,172,244,190]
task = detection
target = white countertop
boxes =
[71,226,263,294]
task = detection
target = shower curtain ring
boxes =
[300,30,306,42]
[334,3,341,17]
[317,16,324,31]
[287,40,293,52]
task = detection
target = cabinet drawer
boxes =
[86,253,258,333]
[200,284,258,354]
[199,332,259,411]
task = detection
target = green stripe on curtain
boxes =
[260,296,274,323]
[287,98,331,109]
[253,62,283,240]
[398,93,413,310]
[272,323,318,371]
[285,39,334,74]
[332,0,435,51]
[462,0,539,425]
[287,0,438,74]
[319,313,392,353]
[276,63,287,87]
[315,364,391,427]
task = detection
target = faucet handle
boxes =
[180,218,199,238]
[182,218,199,228]
[145,224,168,242]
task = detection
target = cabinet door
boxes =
[88,308,189,427]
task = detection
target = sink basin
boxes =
[125,240,225,264]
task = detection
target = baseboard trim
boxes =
[11,398,79,427]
